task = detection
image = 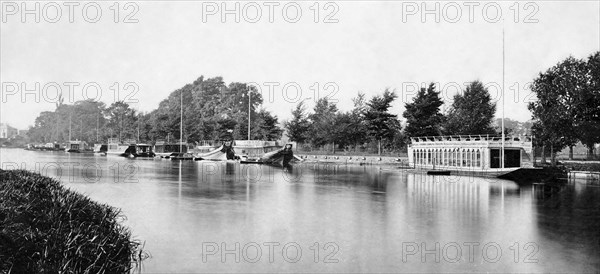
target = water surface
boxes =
[1,148,598,273]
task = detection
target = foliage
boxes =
[444,81,497,135]
[528,56,586,161]
[28,100,106,143]
[27,76,280,145]
[284,101,311,143]
[252,109,283,141]
[104,101,138,141]
[0,169,146,273]
[403,83,445,137]
[576,52,600,156]
[363,89,402,154]
[308,98,339,147]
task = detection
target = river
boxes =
[1,148,598,273]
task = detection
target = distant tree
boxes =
[403,83,445,137]
[329,112,354,152]
[363,89,401,155]
[308,98,338,148]
[28,99,106,144]
[347,92,368,150]
[284,101,311,143]
[28,111,57,143]
[444,81,497,135]
[252,109,283,141]
[104,101,138,141]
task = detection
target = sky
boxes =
[1,1,599,130]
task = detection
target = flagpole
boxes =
[501,21,505,169]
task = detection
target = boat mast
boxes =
[96,112,99,142]
[180,88,183,153]
[248,86,251,141]
[68,113,72,141]
[501,22,505,169]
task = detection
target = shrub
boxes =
[0,169,146,273]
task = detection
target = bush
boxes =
[0,169,146,273]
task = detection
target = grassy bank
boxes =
[0,169,146,273]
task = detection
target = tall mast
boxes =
[96,112,99,142]
[180,88,183,153]
[501,23,505,169]
[68,113,72,141]
[248,86,251,141]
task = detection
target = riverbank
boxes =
[0,169,146,273]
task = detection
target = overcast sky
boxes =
[1,1,599,130]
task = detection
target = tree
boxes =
[308,98,338,148]
[363,89,401,155]
[576,52,600,159]
[284,101,311,143]
[28,99,106,144]
[344,92,368,151]
[104,101,138,141]
[444,81,497,135]
[403,83,445,137]
[528,57,584,165]
[252,109,283,141]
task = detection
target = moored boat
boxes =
[154,140,188,158]
[93,144,107,154]
[106,138,155,158]
[170,152,195,160]
[408,135,535,178]
[195,141,238,161]
[256,143,302,167]
[65,140,90,153]
[234,140,283,161]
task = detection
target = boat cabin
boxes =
[154,140,188,155]
[66,141,88,152]
[234,140,283,158]
[407,135,534,171]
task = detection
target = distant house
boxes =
[0,123,18,139]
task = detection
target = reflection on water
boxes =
[1,148,599,273]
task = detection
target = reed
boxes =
[0,169,147,273]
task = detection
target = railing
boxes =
[234,140,282,147]
[196,140,216,147]
[410,135,532,143]
[155,139,187,145]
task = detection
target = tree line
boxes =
[285,80,502,155]
[28,51,598,159]
[284,51,598,159]
[28,76,283,145]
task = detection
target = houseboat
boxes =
[65,140,90,153]
[154,140,188,158]
[234,140,283,160]
[40,142,63,151]
[106,138,155,158]
[194,140,219,154]
[407,135,535,177]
